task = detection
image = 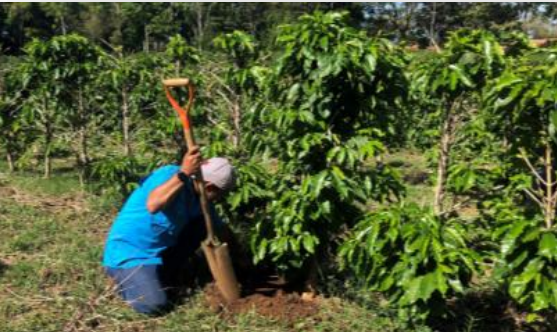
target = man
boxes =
[102,146,236,315]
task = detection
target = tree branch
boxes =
[205,70,236,96]
[518,148,547,185]
[522,188,544,209]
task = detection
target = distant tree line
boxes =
[1,2,557,55]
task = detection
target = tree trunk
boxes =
[231,98,241,148]
[44,122,52,179]
[41,96,53,179]
[6,149,15,172]
[77,89,89,165]
[195,3,204,48]
[122,88,132,157]
[78,128,88,164]
[193,3,213,49]
[175,60,181,77]
[44,151,51,178]
[429,3,436,42]
[404,4,418,40]
[433,104,456,216]
[18,20,24,48]
[110,3,124,46]
[428,3,441,52]
[60,15,67,35]
[545,142,555,229]
[144,25,150,52]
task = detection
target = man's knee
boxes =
[106,265,169,315]
[128,292,169,315]
[123,280,169,315]
[125,288,169,315]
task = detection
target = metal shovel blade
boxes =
[202,241,241,302]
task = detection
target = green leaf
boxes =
[532,290,550,311]
[257,239,268,262]
[509,258,544,299]
[312,171,328,198]
[448,64,474,88]
[331,166,346,180]
[448,277,464,294]
[287,83,300,102]
[302,234,317,254]
[365,54,376,72]
[501,220,528,256]
[538,232,557,259]
[508,250,529,270]
[483,40,493,67]
[419,272,439,301]
[403,275,423,304]
[229,192,243,209]
[549,110,557,143]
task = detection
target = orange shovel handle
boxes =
[163,81,194,144]
[163,78,217,243]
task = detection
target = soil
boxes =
[204,275,319,323]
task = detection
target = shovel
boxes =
[163,78,241,302]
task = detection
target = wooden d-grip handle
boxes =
[162,78,190,87]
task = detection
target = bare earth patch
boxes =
[204,277,320,324]
[0,178,88,213]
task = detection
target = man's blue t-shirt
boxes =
[102,165,221,269]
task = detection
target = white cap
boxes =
[201,157,236,192]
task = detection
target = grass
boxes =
[383,149,480,220]
[3,152,550,331]
[383,149,434,207]
[0,163,426,332]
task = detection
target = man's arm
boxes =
[146,146,201,213]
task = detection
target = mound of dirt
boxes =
[204,277,319,323]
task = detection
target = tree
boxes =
[1,3,54,54]
[362,3,527,47]
[485,49,557,312]
[209,3,363,47]
[247,12,406,274]
[39,3,82,35]
[212,31,259,150]
[362,3,422,41]
[18,56,60,178]
[165,34,199,77]
[339,203,478,323]
[0,56,29,172]
[412,30,507,215]
[113,2,184,52]
[78,3,120,44]
[99,50,164,158]
[20,34,103,179]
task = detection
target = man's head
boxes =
[201,157,236,201]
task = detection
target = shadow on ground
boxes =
[0,259,8,278]
[431,289,557,332]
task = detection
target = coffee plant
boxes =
[486,49,557,312]
[411,29,507,215]
[0,57,30,172]
[247,11,407,272]
[339,203,478,322]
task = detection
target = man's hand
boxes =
[147,146,201,213]
[181,146,201,176]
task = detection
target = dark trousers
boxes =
[106,218,208,315]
